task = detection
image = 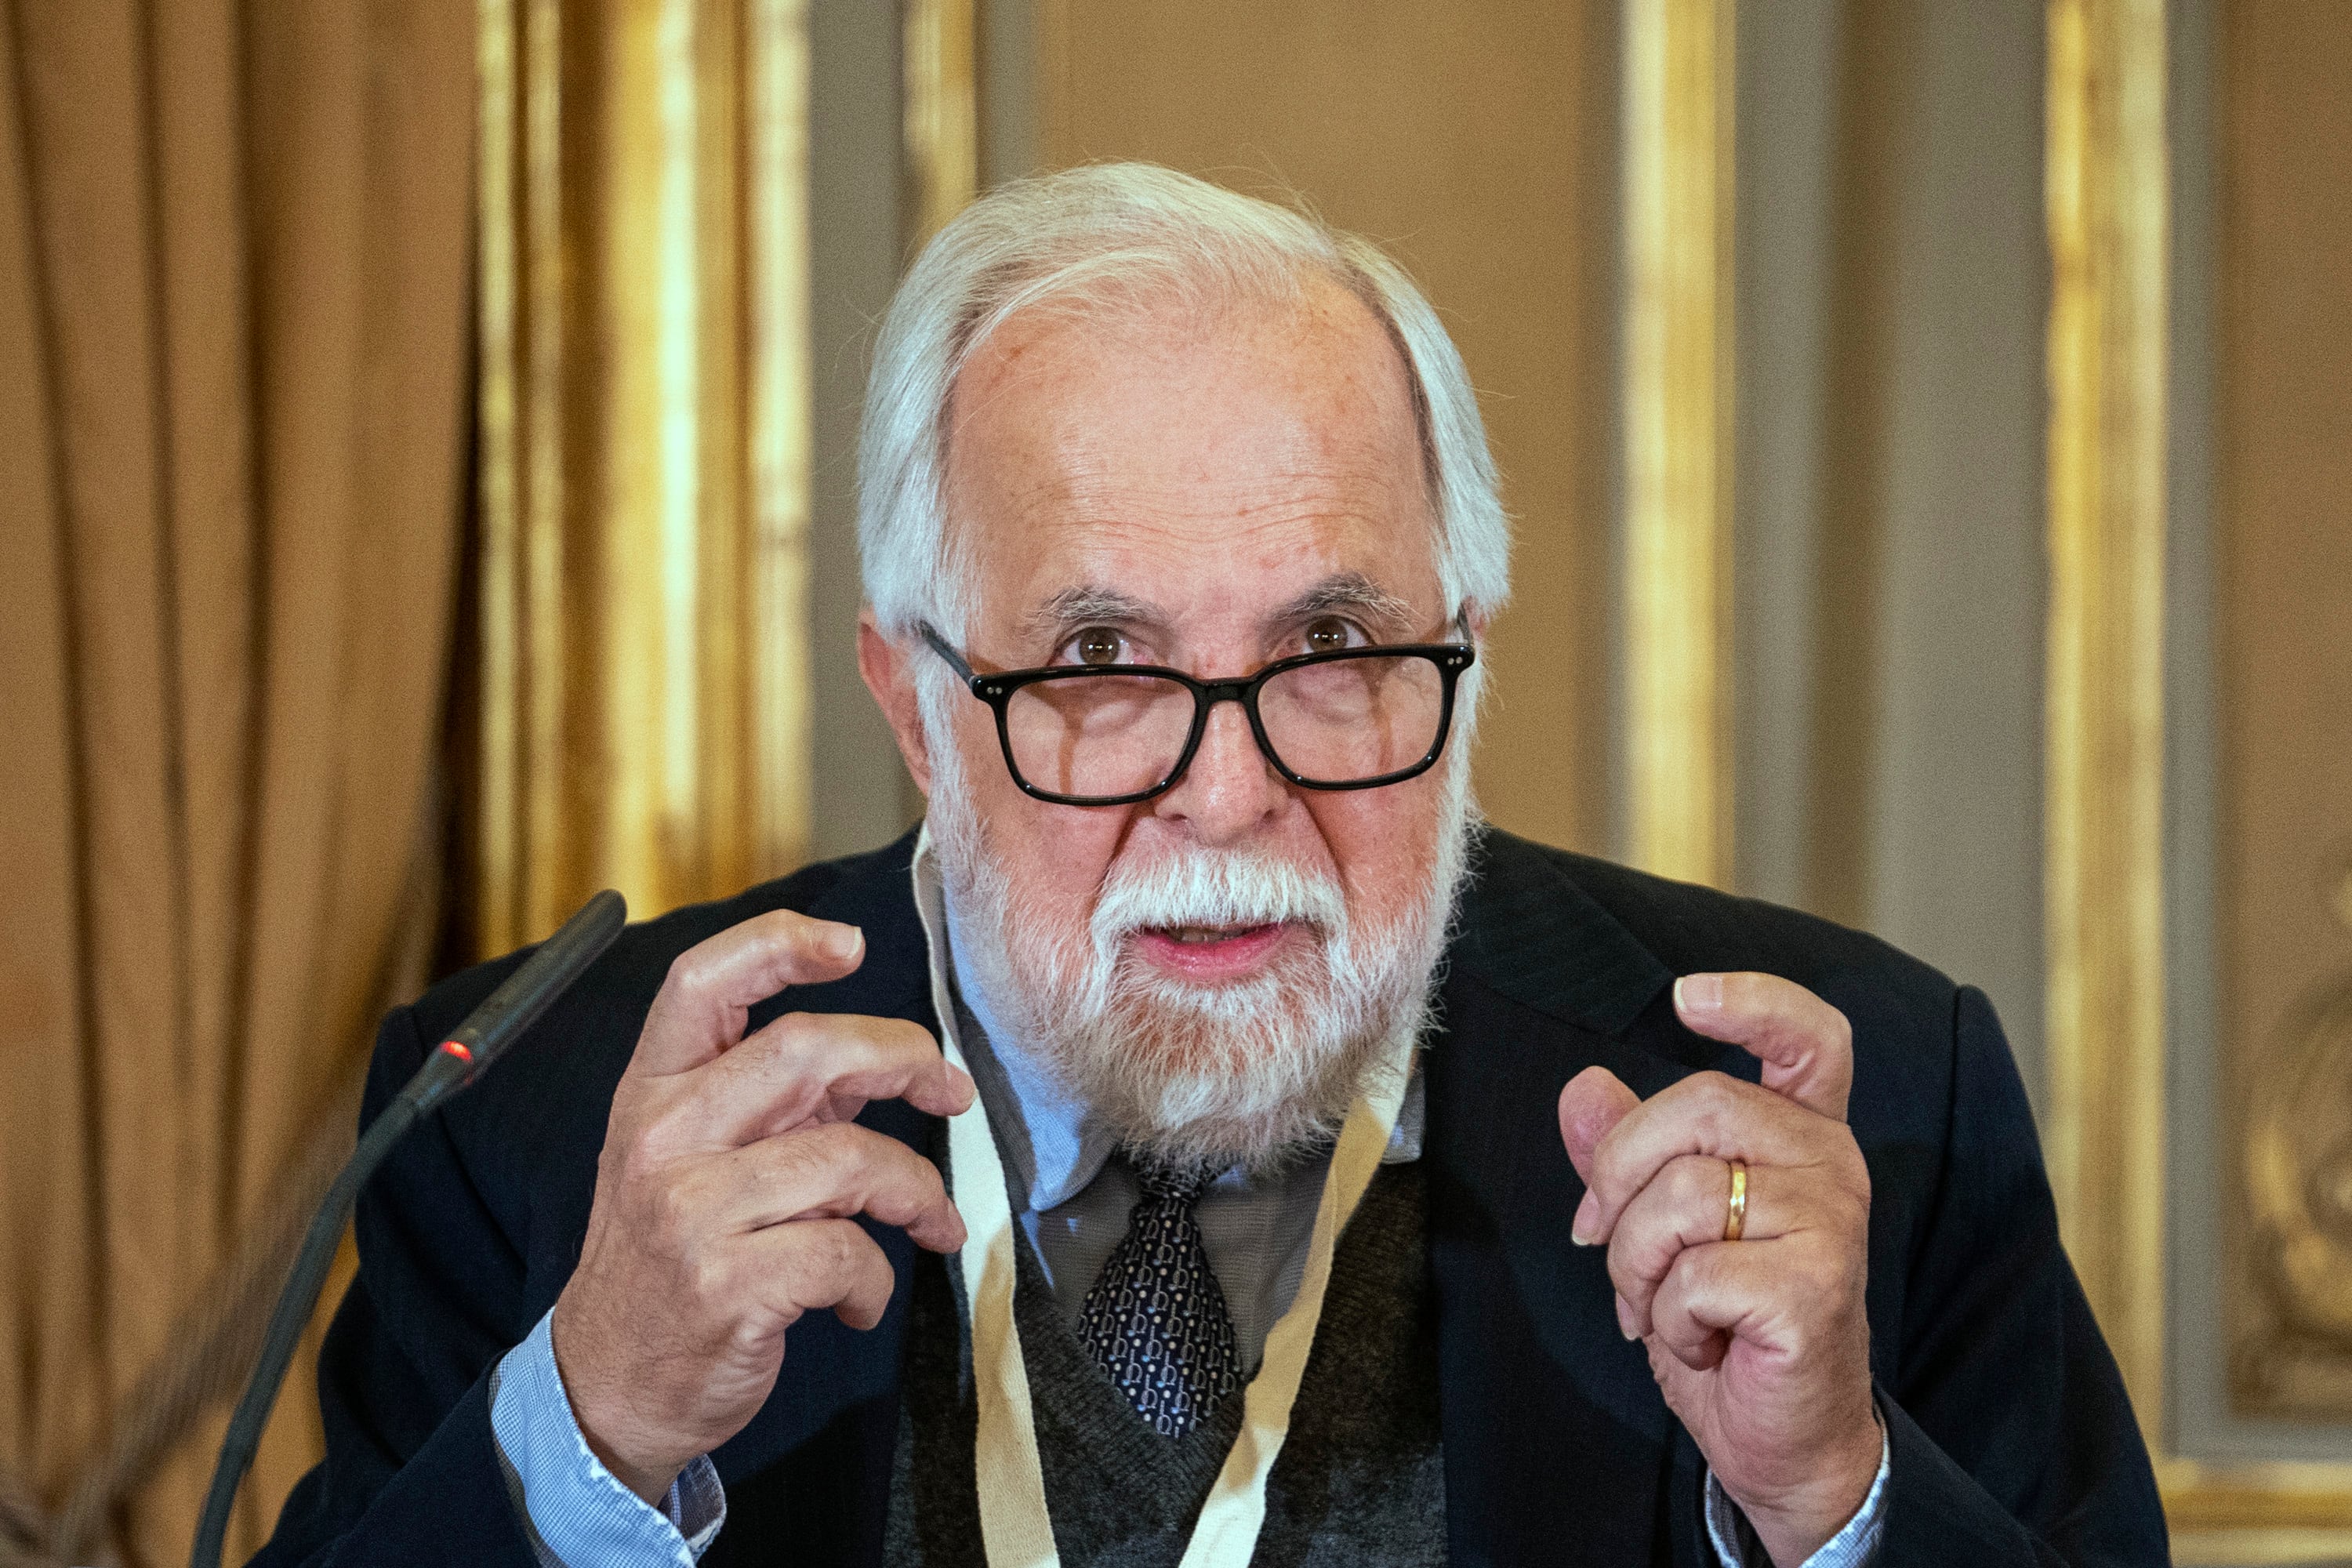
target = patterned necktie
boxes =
[1078,1160,1243,1437]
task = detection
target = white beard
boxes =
[924,698,1477,1174]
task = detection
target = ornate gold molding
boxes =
[2043,0,2169,1442]
[2162,1454,2352,1564]
[1622,0,1734,888]
[2241,871,2352,1411]
[474,0,813,953]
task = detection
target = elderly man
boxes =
[255,165,2163,1567]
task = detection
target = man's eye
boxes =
[1068,626,1127,666]
[1301,616,1365,654]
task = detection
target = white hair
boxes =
[855,162,1512,645]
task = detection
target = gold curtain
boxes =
[470,0,812,955]
[0,1,474,1562]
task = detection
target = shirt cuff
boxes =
[1702,1416,1890,1568]
[488,1308,728,1566]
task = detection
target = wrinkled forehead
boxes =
[939,278,1445,645]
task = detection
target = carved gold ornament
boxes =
[2248,859,2352,1352]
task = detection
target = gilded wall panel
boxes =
[2222,0,2352,1425]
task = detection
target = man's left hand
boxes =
[1559,972,1880,1568]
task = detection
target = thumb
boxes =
[1558,1065,1641,1182]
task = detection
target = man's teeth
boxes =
[1163,924,1264,945]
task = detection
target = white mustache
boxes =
[1089,849,1349,958]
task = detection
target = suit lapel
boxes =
[1428,830,1707,1566]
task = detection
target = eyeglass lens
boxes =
[1001,654,1446,800]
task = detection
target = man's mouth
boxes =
[1160,923,1276,945]
[1131,920,1299,979]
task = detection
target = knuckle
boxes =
[1797,1242,1849,1302]
[632,1107,689,1162]
[771,1010,823,1054]
[1681,1071,1743,1131]
[806,1120,869,1169]
[1605,1241,1651,1298]
[650,1171,702,1237]
[666,947,717,996]
[1668,1155,1716,1210]
[1666,1240,1713,1293]
[683,1245,731,1305]
[1689,1069,1740,1110]
[817,1219,866,1278]
[728,1313,777,1360]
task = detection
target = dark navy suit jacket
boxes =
[252,828,2166,1566]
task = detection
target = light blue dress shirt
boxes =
[486,875,1889,1566]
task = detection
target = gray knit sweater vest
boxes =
[881,1156,1446,1566]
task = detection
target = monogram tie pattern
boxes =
[1078,1161,1242,1437]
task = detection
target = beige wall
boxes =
[1032,0,1617,853]
[1733,0,2051,1091]
[809,0,922,862]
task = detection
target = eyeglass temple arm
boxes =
[916,622,980,686]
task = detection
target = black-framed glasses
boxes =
[919,620,1476,807]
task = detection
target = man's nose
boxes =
[1152,699,1286,843]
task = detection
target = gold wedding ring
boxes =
[1724,1160,1748,1242]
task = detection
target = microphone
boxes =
[189,889,626,1568]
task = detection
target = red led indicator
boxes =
[439,1040,474,1065]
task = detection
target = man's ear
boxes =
[858,609,935,797]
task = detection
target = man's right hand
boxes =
[550,910,975,1502]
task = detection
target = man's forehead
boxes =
[980,485,1441,648]
[949,277,1417,477]
[944,281,1439,633]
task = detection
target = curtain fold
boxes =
[0,0,472,1559]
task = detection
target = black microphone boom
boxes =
[189,888,626,1568]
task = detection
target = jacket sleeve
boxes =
[246,1000,539,1567]
[1875,985,2168,1566]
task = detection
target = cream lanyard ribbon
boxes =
[913,838,1410,1568]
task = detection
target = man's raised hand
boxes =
[551,911,975,1503]
[1558,973,1879,1568]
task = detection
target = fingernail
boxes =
[1571,1189,1600,1246]
[1676,973,1723,1014]
[1614,1294,1639,1341]
[825,924,863,960]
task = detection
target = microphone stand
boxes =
[188,889,626,1568]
